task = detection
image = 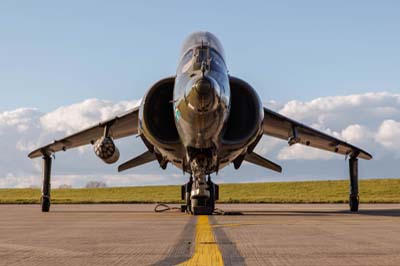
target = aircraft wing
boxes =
[28,107,140,159]
[262,107,372,160]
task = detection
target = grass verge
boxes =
[0,179,399,204]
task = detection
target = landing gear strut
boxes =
[181,173,219,215]
[349,156,359,212]
[41,154,52,212]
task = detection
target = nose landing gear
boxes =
[183,175,217,215]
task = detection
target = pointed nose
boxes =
[195,77,213,95]
[186,76,219,113]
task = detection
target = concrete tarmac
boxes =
[0,204,399,266]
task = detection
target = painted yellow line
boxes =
[212,222,263,228]
[178,215,224,266]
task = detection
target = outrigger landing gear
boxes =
[41,154,52,212]
[349,155,359,212]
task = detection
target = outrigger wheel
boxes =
[41,154,52,212]
[349,155,359,212]
[349,195,359,212]
[41,196,50,212]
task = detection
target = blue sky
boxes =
[1,1,399,111]
[0,1,399,187]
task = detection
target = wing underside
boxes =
[262,107,372,160]
[28,107,140,158]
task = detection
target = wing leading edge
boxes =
[262,107,372,160]
[28,107,140,159]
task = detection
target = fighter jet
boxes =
[29,31,372,215]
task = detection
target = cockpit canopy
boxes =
[178,32,227,74]
[180,31,225,61]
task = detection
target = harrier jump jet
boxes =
[29,31,372,215]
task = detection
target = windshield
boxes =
[179,31,225,61]
[193,46,209,71]
[177,49,193,73]
[178,46,226,74]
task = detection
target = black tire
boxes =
[191,198,214,215]
[207,183,215,211]
[349,195,359,212]
[191,199,198,214]
[186,198,192,214]
[41,196,50,212]
[191,198,204,210]
[189,182,216,215]
[185,183,192,214]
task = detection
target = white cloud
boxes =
[0,173,185,189]
[40,98,140,135]
[375,120,400,150]
[0,99,143,188]
[0,173,40,188]
[273,92,400,160]
[279,92,400,129]
[253,136,282,156]
[16,139,38,152]
[340,124,373,144]
[277,144,339,160]
[0,92,399,188]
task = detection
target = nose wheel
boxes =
[181,174,218,215]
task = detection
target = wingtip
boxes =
[360,150,373,160]
[27,150,39,159]
[273,165,283,173]
[27,148,51,159]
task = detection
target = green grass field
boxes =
[0,179,399,204]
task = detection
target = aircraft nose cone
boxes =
[195,77,213,95]
[185,76,219,113]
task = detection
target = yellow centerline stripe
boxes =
[178,215,224,266]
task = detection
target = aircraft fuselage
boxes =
[173,32,231,161]
[138,32,263,177]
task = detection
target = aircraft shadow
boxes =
[51,207,400,217]
[220,209,400,217]
[52,210,159,214]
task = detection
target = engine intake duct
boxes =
[222,76,262,144]
[142,77,180,143]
